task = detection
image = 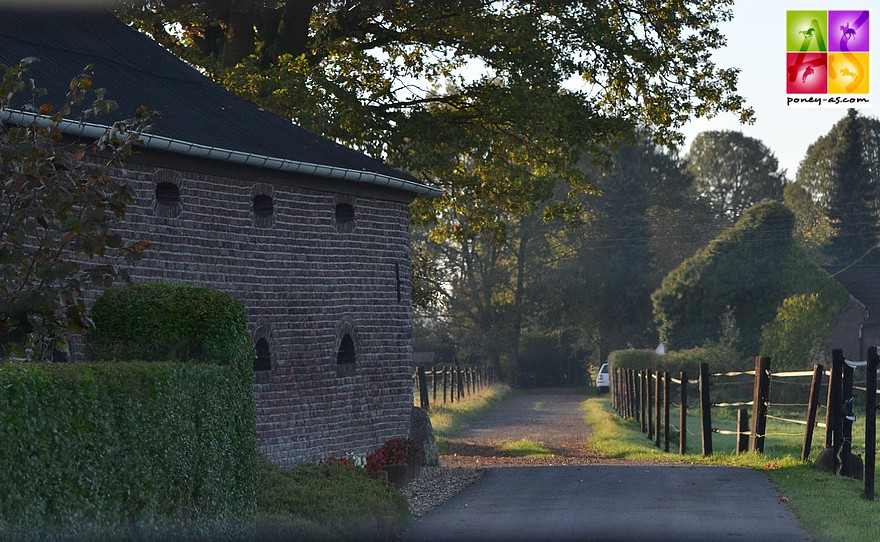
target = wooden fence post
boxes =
[642,369,654,439]
[432,367,438,405]
[611,367,617,412]
[635,369,642,426]
[641,371,648,434]
[615,368,622,415]
[646,369,654,441]
[749,356,771,453]
[417,365,430,410]
[865,347,877,501]
[841,361,855,477]
[654,369,661,448]
[699,363,712,456]
[801,364,823,461]
[736,408,750,455]
[624,369,631,418]
[663,372,671,452]
[680,371,688,455]
[829,349,844,474]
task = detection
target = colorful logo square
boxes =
[787,10,828,52]
[829,10,869,52]
[786,9,871,107]
[829,51,870,94]
[787,53,828,93]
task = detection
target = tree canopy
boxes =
[652,201,846,355]
[796,109,880,266]
[119,1,753,240]
[686,130,787,223]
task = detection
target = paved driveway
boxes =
[401,390,811,542]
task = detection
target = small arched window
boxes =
[254,338,271,372]
[153,169,183,218]
[254,194,273,217]
[336,334,356,376]
[335,202,355,233]
[155,182,180,205]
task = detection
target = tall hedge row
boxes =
[85,282,253,367]
[1,282,257,539]
[0,362,255,538]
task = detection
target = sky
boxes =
[680,1,876,179]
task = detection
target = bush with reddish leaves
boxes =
[366,438,422,474]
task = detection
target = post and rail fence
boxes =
[609,348,879,500]
[413,364,499,411]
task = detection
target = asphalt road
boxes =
[400,390,812,542]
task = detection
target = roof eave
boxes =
[1,108,443,198]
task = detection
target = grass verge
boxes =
[583,396,880,542]
[498,439,553,457]
[428,384,512,435]
[255,455,410,541]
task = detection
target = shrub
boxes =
[661,344,749,376]
[256,456,409,541]
[0,282,258,538]
[366,438,422,474]
[85,282,252,369]
[608,349,655,370]
[0,361,256,539]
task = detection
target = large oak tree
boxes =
[119,1,753,241]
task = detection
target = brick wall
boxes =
[94,155,416,466]
[826,295,867,361]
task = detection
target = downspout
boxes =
[0,109,443,197]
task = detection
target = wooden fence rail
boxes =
[414,364,498,410]
[608,347,880,500]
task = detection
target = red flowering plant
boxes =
[366,438,422,475]
[322,456,354,468]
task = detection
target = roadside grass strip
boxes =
[498,439,553,457]
[583,396,880,542]
[428,384,513,438]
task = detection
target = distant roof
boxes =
[0,8,439,196]
[827,265,880,322]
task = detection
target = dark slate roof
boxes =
[0,9,434,194]
[827,265,880,322]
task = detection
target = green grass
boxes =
[498,439,553,457]
[584,397,880,542]
[425,383,512,455]
[427,384,512,437]
[255,455,410,541]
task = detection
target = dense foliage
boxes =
[795,109,880,265]
[652,201,847,355]
[85,282,253,368]
[0,59,152,360]
[0,362,256,540]
[760,292,848,370]
[686,130,787,222]
[119,1,752,245]
[607,349,655,371]
[256,457,409,541]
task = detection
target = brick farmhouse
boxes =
[0,9,440,465]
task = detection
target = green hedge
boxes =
[0,361,256,539]
[607,349,655,370]
[85,282,253,368]
[0,282,258,539]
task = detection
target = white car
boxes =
[595,363,610,394]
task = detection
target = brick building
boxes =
[826,265,880,361]
[0,10,440,465]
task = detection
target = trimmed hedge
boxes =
[607,349,654,370]
[0,282,257,539]
[0,362,256,539]
[85,282,253,367]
